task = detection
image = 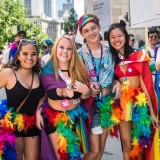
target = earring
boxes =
[15,59,20,66]
[35,59,40,67]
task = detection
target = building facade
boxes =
[111,0,145,44]
[84,0,146,47]
[21,0,74,40]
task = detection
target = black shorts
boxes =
[15,126,41,137]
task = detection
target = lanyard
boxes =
[87,44,103,82]
[58,68,72,89]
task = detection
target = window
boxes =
[44,0,51,17]
[24,0,32,15]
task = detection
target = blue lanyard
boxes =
[87,44,103,82]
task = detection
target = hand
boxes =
[112,80,121,100]
[151,113,158,128]
[74,80,89,94]
[14,36,21,43]
[89,82,100,97]
[36,107,44,130]
[56,88,63,96]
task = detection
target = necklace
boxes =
[121,65,130,88]
[123,76,130,87]
[60,69,70,77]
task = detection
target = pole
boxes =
[145,27,148,46]
[87,0,93,14]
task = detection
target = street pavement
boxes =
[102,135,123,160]
[0,88,123,160]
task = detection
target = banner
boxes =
[93,0,111,32]
[130,0,160,28]
[75,0,111,44]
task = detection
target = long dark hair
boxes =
[107,20,134,64]
[9,42,41,72]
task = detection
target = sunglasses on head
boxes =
[148,35,158,39]
[19,39,38,46]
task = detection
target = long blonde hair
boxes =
[50,35,89,86]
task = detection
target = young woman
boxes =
[108,20,159,160]
[36,35,90,160]
[77,14,121,160]
[0,39,44,160]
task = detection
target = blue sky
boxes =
[74,0,84,18]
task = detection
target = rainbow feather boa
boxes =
[95,94,121,138]
[0,99,37,160]
[121,87,153,160]
[42,104,89,160]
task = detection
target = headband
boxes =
[78,15,96,31]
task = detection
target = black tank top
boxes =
[5,70,44,115]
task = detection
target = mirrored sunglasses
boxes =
[19,39,38,46]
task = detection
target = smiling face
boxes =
[109,28,126,55]
[81,22,101,44]
[56,37,73,66]
[17,43,38,69]
[148,33,158,47]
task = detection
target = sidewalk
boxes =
[102,135,123,160]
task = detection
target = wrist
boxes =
[82,89,91,97]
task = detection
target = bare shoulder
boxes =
[0,68,13,77]
[0,68,14,88]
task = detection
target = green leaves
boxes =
[64,8,78,34]
[0,0,46,48]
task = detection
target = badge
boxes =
[128,68,132,72]
[66,79,72,90]
[98,83,102,100]
[73,98,80,104]
[99,92,102,100]
[61,99,71,108]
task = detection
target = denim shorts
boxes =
[90,112,103,135]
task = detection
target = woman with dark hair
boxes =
[108,20,159,160]
[0,39,44,160]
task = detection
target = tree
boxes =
[0,0,46,48]
[64,8,78,34]
[20,21,48,46]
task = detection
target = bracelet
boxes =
[81,92,91,97]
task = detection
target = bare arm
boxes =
[36,94,47,130]
[0,68,11,88]
[112,80,121,100]
[156,61,160,71]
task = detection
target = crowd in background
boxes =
[0,14,159,160]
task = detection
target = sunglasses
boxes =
[131,39,135,42]
[19,39,38,46]
[148,35,158,39]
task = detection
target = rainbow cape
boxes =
[119,50,159,160]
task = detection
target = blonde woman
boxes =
[36,35,90,160]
